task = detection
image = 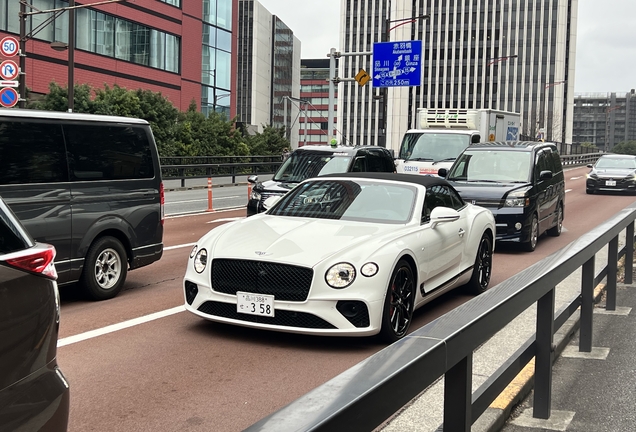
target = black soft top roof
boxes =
[318,172,451,188]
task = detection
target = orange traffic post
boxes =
[206,177,214,212]
[247,182,252,201]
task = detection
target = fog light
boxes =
[515,222,522,230]
[185,281,199,305]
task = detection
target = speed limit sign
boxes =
[0,36,19,58]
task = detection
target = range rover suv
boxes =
[247,145,396,215]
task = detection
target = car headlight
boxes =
[194,248,208,273]
[190,245,198,258]
[586,173,598,179]
[505,189,530,207]
[325,263,356,288]
[361,262,379,277]
[250,190,261,200]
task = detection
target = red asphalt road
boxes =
[57,166,636,431]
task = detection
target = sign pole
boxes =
[327,48,336,142]
[19,1,26,108]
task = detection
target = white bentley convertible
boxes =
[184,173,495,342]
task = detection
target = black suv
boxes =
[247,145,396,215]
[0,196,69,430]
[438,141,565,251]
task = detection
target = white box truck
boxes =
[395,108,521,175]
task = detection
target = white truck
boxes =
[395,108,521,176]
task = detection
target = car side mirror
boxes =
[437,168,448,178]
[539,170,553,181]
[587,164,593,168]
[248,175,258,184]
[471,135,481,144]
[263,196,281,211]
[429,206,460,229]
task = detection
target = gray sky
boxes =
[257,0,636,94]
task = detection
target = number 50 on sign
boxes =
[0,36,19,57]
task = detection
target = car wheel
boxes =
[523,214,539,252]
[81,236,128,301]
[547,203,563,237]
[465,233,493,295]
[379,259,415,343]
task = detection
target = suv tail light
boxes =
[6,244,57,280]
[160,182,165,225]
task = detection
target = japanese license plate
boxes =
[237,292,275,317]
[606,180,616,187]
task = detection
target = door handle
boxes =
[458,228,465,238]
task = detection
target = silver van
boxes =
[0,109,164,300]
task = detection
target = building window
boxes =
[159,0,180,7]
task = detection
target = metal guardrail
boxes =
[159,153,602,188]
[245,204,636,431]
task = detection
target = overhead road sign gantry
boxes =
[372,40,422,88]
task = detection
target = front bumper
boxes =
[587,177,636,193]
[489,207,533,243]
[183,278,384,337]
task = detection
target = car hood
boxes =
[258,179,299,193]
[206,215,400,267]
[447,181,529,202]
[591,168,636,178]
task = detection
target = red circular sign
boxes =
[0,36,19,57]
[0,60,18,80]
[0,87,19,108]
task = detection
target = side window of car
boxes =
[534,151,549,182]
[64,124,154,181]
[0,120,68,185]
[422,185,451,223]
[422,189,436,224]
[447,187,465,210]
[549,149,564,174]
[351,156,366,172]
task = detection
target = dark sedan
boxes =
[586,154,636,194]
[0,197,69,431]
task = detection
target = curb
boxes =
[474,283,607,432]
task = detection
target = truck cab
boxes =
[395,108,520,176]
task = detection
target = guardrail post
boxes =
[626,222,634,285]
[533,287,555,419]
[606,235,618,310]
[206,178,214,212]
[444,353,472,431]
[580,256,595,352]
[232,166,236,184]
[180,168,185,188]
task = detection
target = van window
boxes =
[64,124,154,181]
[0,120,68,185]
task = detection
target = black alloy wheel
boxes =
[379,259,415,343]
[523,214,539,252]
[466,233,493,295]
[547,203,563,237]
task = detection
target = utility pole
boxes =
[68,0,75,112]
[18,1,26,108]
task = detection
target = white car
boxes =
[184,173,496,342]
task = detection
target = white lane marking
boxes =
[167,196,241,204]
[207,217,244,224]
[58,306,186,347]
[164,242,196,251]
[565,189,572,193]
[570,176,583,180]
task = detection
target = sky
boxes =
[257,0,636,94]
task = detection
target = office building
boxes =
[0,0,236,117]
[298,59,337,146]
[572,90,636,151]
[236,0,301,145]
[337,0,577,150]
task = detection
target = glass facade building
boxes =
[299,59,338,146]
[338,0,577,149]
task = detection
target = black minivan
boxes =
[439,141,565,251]
[0,109,164,300]
[247,144,396,215]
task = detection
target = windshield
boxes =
[447,150,532,183]
[268,179,416,224]
[273,152,352,182]
[399,132,471,162]
[595,157,636,170]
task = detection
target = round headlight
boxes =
[194,248,208,273]
[360,262,379,277]
[325,263,356,289]
[190,245,198,258]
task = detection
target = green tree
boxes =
[29,82,92,113]
[244,125,290,156]
[612,141,636,155]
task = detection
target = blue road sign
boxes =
[0,87,18,108]
[372,40,422,88]
[506,126,519,140]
